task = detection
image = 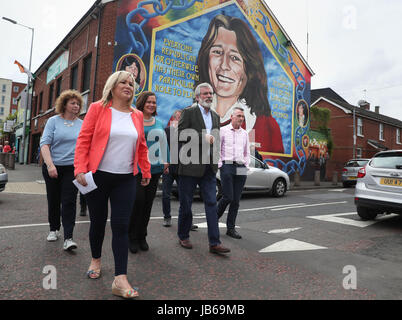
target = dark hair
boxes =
[136,91,157,116]
[196,14,270,117]
[120,55,141,85]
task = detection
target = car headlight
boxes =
[0,164,6,174]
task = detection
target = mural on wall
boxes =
[305,130,329,180]
[113,0,312,175]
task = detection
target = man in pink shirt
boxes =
[217,107,250,239]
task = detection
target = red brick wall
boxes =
[313,99,402,180]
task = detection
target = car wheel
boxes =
[216,180,223,201]
[357,206,378,221]
[342,182,349,188]
[272,178,286,197]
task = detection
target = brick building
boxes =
[311,88,402,180]
[29,0,117,163]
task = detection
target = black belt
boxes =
[222,160,245,167]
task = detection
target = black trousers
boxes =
[85,171,137,276]
[42,164,77,240]
[128,172,162,242]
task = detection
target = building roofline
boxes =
[260,1,315,76]
[33,0,104,76]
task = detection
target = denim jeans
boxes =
[162,172,179,219]
[217,164,247,230]
[178,166,220,246]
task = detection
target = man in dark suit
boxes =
[177,83,230,254]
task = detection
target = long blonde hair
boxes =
[101,71,136,107]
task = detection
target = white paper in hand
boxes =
[73,171,97,195]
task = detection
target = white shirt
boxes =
[98,108,138,174]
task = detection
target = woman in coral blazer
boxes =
[74,71,150,299]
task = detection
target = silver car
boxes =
[216,155,290,198]
[355,150,402,220]
[0,163,8,192]
[171,155,290,199]
[341,158,370,187]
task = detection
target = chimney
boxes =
[358,100,370,111]
[375,106,380,114]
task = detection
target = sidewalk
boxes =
[4,163,46,195]
[3,164,342,195]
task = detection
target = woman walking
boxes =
[128,91,169,253]
[40,90,83,251]
[74,71,150,299]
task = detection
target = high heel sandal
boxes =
[112,280,139,299]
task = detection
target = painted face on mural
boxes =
[208,27,247,99]
[125,62,139,80]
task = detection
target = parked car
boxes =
[171,155,290,199]
[341,158,370,187]
[355,150,402,220]
[0,164,8,192]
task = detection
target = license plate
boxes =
[380,178,402,187]
[348,176,357,180]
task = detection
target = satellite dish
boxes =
[357,99,368,106]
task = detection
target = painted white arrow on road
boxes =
[306,212,398,228]
[267,227,302,234]
[259,239,327,253]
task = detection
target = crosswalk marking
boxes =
[259,239,327,253]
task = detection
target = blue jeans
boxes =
[178,166,220,246]
[217,164,247,230]
[162,172,179,219]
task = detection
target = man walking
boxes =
[177,83,230,254]
[217,107,250,239]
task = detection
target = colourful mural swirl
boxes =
[113,0,312,175]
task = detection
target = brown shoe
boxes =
[209,244,230,254]
[179,239,193,249]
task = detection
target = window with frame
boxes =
[2,84,6,93]
[356,148,362,158]
[13,86,19,93]
[71,64,78,90]
[12,98,18,105]
[357,118,363,136]
[397,128,401,144]
[82,55,92,92]
[1,95,5,104]
[39,92,43,113]
[379,123,384,141]
[48,84,54,109]
[56,77,62,98]
[0,107,4,115]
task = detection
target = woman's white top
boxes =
[98,107,138,174]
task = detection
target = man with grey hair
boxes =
[217,106,250,239]
[177,83,230,254]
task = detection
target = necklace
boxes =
[144,117,155,123]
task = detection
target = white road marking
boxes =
[271,201,348,211]
[259,238,327,253]
[267,227,302,234]
[195,222,234,229]
[307,212,399,227]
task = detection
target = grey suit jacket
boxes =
[178,103,220,177]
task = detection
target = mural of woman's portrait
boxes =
[196,14,284,154]
[116,54,146,96]
[296,99,309,128]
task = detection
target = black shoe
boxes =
[129,241,139,254]
[190,224,198,231]
[226,229,242,239]
[139,239,149,251]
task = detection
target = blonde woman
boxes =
[40,89,83,250]
[74,71,151,299]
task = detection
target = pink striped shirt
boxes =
[219,123,250,168]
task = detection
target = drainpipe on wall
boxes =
[92,2,103,104]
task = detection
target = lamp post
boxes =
[2,16,34,164]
